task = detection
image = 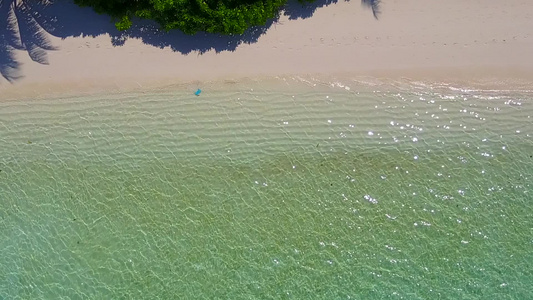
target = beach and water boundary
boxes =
[2,0,533,98]
[1,0,533,299]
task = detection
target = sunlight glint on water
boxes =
[1,78,532,299]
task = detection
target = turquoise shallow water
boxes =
[1,78,532,299]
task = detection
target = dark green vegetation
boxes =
[74,0,381,34]
[1,0,381,82]
[74,0,301,34]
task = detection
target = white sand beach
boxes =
[1,0,533,99]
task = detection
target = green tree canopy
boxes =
[74,0,305,35]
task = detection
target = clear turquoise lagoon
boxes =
[1,78,532,299]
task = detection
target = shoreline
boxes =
[2,69,533,102]
[2,0,533,99]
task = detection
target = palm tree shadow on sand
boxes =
[0,0,58,82]
[0,0,381,83]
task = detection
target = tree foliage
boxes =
[74,0,306,35]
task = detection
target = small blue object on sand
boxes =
[195,89,202,96]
